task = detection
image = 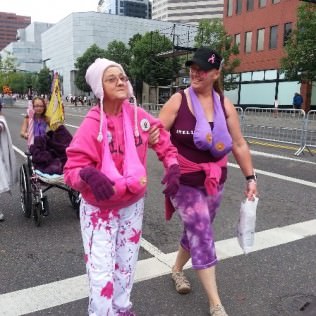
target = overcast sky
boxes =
[0,0,97,24]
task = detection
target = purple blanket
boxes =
[30,125,73,175]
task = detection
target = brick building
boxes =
[223,0,314,111]
[0,12,31,51]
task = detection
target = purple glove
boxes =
[79,166,115,201]
[162,164,180,198]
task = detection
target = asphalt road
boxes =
[0,102,315,316]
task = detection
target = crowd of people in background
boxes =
[65,95,92,106]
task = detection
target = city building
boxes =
[152,0,224,24]
[0,12,31,51]
[41,11,195,98]
[223,0,315,110]
[100,0,152,19]
[0,22,53,73]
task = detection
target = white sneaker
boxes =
[0,211,4,221]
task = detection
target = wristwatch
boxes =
[245,173,257,182]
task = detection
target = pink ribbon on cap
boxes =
[208,54,216,64]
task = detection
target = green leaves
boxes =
[129,31,181,86]
[194,19,240,90]
[74,44,107,92]
[281,3,316,82]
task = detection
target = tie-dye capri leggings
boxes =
[171,184,224,270]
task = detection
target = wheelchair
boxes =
[19,152,80,226]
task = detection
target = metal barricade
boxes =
[140,103,163,117]
[235,106,244,120]
[296,110,316,156]
[241,107,306,155]
[141,103,155,112]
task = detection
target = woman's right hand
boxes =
[148,126,160,146]
[244,180,258,201]
[22,132,29,139]
[79,166,115,201]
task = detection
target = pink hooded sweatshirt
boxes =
[64,104,178,210]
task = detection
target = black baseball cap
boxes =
[185,47,223,71]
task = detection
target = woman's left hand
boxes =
[148,126,160,146]
[162,164,180,198]
[245,180,258,201]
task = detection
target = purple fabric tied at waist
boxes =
[189,87,232,159]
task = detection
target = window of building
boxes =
[245,31,252,53]
[269,25,278,49]
[227,0,233,16]
[236,0,242,14]
[279,72,285,79]
[265,70,277,79]
[235,33,241,47]
[257,28,265,51]
[252,71,265,80]
[272,0,280,3]
[283,22,292,45]
[259,0,266,8]
[245,32,252,53]
[247,0,254,11]
[241,72,252,81]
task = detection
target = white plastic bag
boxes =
[237,196,259,254]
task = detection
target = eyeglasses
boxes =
[189,68,208,78]
[103,75,129,85]
[33,105,45,108]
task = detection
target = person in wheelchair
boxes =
[19,95,76,223]
[20,96,48,146]
[20,96,72,176]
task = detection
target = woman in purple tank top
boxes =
[150,47,258,316]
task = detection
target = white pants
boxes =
[80,198,144,316]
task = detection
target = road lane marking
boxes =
[248,140,316,154]
[65,123,79,129]
[1,219,315,315]
[228,163,316,188]
[250,150,316,165]
[64,113,86,118]
[9,128,316,314]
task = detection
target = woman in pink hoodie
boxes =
[64,58,180,316]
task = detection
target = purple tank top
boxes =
[170,90,228,186]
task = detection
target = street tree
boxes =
[75,44,107,92]
[0,51,18,92]
[281,3,316,83]
[130,31,181,87]
[0,51,18,72]
[36,67,52,96]
[128,33,142,50]
[8,72,29,94]
[104,41,131,75]
[194,19,240,90]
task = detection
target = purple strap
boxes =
[189,87,232,158]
